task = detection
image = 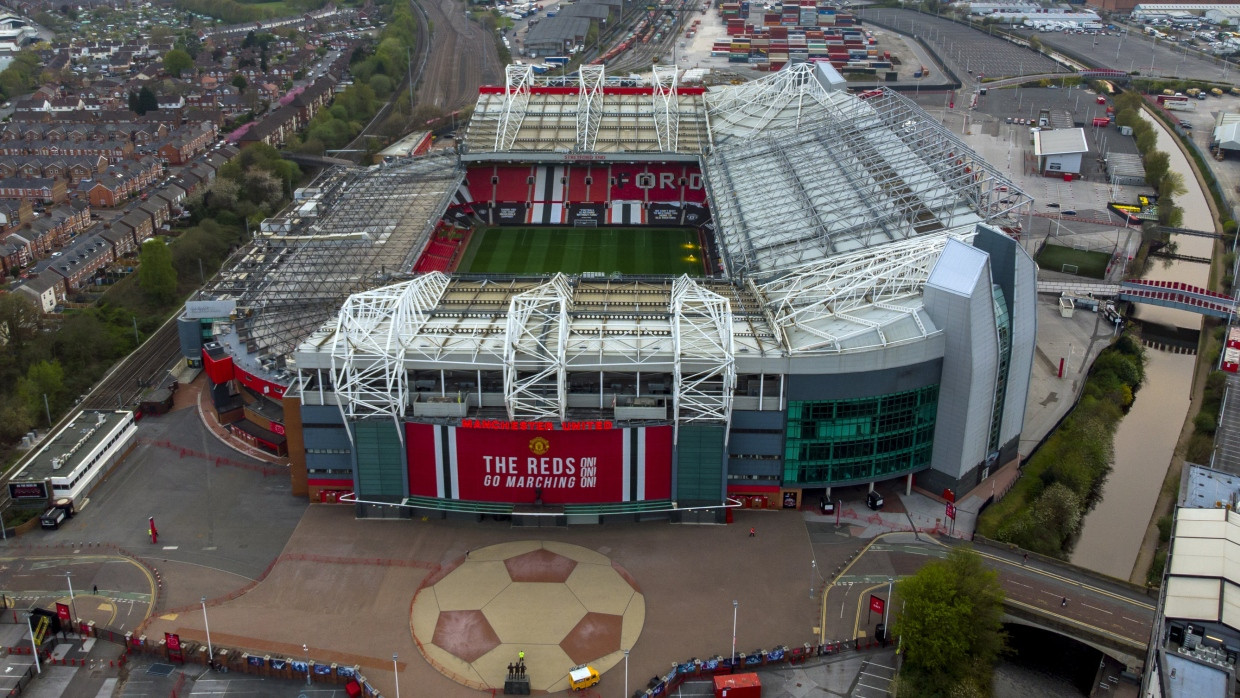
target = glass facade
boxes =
[782,385,939,485]
[988,285,1011,454]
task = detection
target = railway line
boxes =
[340,0,432,162]
[604,0,704,74]
[80,318,182,411]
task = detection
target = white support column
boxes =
[671,275,736,443]
[330,273,451,432]
[651,65,680,152]
[906,473,913,496]
[496,64,534,152]
[576,65,606,152]
[504,273,573,421]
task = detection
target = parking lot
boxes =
[1030,25,1237,83]
[860,8,1066,84]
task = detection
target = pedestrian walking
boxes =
[749,527,755,537]
[1022,553,1028,566]
[92,585,98,594]
[1061,597,1068,607]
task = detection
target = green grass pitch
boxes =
[1036,243,1110,279]
[456,227,705,276]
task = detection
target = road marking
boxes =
[1082,603,1112,614]
[866,661,896,670]
[201,547,217,551]
[1009,580,1032,589]
[162,546,179,550]
[1124,616,1144,623]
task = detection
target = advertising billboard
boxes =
[8,482,48,500]
[407,422,672,504]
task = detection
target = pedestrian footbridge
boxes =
[1038,280,1237,318]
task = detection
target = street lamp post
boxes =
[201,597,213,668]
[623,648,630,698]
[731,600,738,662]
[64,573,76,629]
[883,578,893,638]
[304,644,311,686]
[393,653,400,698]
[810,560,816,599]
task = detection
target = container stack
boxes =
[712,2,879,72]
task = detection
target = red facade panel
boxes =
[202,347,234,384]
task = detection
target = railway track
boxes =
[340,0,432,162]
[80,319,183,411]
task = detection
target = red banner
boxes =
[946,502,957,520]
[165,632,184,663]
[869,595,885,615]
[55,602,70,623]
[407,424,672,504]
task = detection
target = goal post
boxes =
[1062,264,1079,275]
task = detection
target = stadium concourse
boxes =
[177,61,1037,525]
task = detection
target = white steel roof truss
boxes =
[651,65,680,152]
[495,64,534,152]
[760,232,966,353]
[671,276,735,438]
[576,65,605,152]
[330,273,450,422]
[504,274,573,421]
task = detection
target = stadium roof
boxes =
[705,65,1029,276]
[209,64,1032,425]
[463,65,710,156]
[305,228,981,422]
[191,152,461,363]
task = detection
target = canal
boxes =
[1068,109,1213,580]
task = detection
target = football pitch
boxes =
[456,227,705,276]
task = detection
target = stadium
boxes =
[178,62,1037,523]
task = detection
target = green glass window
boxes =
[783,385,939,485]
[988,285,1012,453]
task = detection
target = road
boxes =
[0,553,155,633]
[819,533,1154,652]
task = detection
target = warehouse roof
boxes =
[1165,507,1240,628]
[1034,128,1089,157]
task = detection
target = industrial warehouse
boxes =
[178,62,1037,523]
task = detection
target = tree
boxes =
[138,238,178,304]
[1144,150,1171,188]
[163,48,193,78]
[136,86,158,115]
[1160,170,1187,198]
[232,75,248,93]
[0,293,41,359]
[16,359,65,425]
[892,547,1006,698]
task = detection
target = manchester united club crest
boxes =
[529,436,550,456]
